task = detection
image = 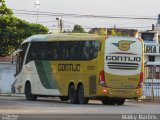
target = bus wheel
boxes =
[59,96,69,101]
[78,85,89,104]
[68,84,78,104]
[101,98,115,105]
[116,99,125,105]
[25,82,37,101]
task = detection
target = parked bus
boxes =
[13,33,144,105]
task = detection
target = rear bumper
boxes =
[97,87,142,99]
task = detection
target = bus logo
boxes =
[112,40,135,51]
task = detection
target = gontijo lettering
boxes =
[58,64,80,71]
[106,56,141,62]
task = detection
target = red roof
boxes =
[0,56,12,62]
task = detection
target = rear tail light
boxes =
[137,72,144,88]
[99,70,106,87]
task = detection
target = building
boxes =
[138,15,160,98]
[154,14,160,43]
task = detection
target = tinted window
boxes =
[26,40,99,63]
[16,43,29,75]
[141,33,154,42]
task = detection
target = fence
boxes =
[0,62,16,93]
[140,65,160,101]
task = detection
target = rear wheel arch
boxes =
[77,82,89,104]
[68,82,75,92]
[25,80,37,101]
[68,82,78,104]
[25,80,31,86]
[25,80,31,92]
[77,82,83,90]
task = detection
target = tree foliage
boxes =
[0,0,49,56]
[72,25,86,33]
[89,28,107,36]
[0,0,13,15]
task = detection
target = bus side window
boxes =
[70,41,81,60]
[90,40,99,59]
[25,42,36,64]
[82,40,99,60]
[59,42,70,60]
[82,41,89,60]
[53,49,58,60]
[16,51,24,75]
[16,43,29,74]
[16,54,20,75]
[26,50,32,64]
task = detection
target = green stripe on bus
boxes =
[35,61,59,89]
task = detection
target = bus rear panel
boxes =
[98,36,144,99]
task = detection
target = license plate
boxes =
[118,90,126,94]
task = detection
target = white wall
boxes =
[0,63,16,93]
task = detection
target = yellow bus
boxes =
[14,33,144,105]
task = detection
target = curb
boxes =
[0,94,25,97]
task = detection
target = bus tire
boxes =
[78,85,89,104]
[59,96,69,101]
[68,84,78,104]
[25,82,37,101]
[116,99,125,105]
[101,98,115,105]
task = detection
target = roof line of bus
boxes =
[22,33,105,44]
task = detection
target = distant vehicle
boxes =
[13,33,144,105]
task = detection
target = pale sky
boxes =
[5,0,160,31]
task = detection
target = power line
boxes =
[13,9,157,20]
[62,20,154,29]
[14,12,58,17]
[38,21,57,23]
[62,20,91,29]
[123,25,151,28]
[12,9,157,31]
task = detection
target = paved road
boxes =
[0,95,160,120]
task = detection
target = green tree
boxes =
[0,0,13,15]
[110,29,117,36]
[0,0,48,56]
[72,25,86,33]
[89,28,107,36]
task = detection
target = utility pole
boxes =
[60,19,63,33]
[152,24,154,31]
[56,17,63,33]
[35,0,40,24]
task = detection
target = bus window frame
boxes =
[25,40,100,62]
